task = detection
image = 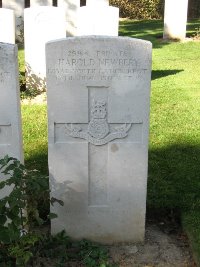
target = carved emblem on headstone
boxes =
[66,100,132,146]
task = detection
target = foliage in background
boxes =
[110,0,164,19]
[18,48,26,97]
[18,48,45,99]
[109,0,200,19]
[188,0,200,19]
[193,26,200,40]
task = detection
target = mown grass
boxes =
[21,104,48,175]
[20,19,200,264]
[120,19,200,264]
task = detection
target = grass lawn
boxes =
[22,104,48,174]
[20,19,200,264]
[120,19,200,264]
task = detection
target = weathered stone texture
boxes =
[46,37,152,243]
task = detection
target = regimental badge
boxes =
[65,100,132,146]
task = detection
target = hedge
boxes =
[81,0,200,19]
[110,0,164,19]
[109,0,199,20]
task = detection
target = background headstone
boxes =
[30,0,52,6]
[163,0,188,40]
[0,43,23,198]
[46,36,152,243]
[2,0,24,42]
[57,0,80,36]
[0,8,15,44]
[77,1,119,36]
[24,6,66,92]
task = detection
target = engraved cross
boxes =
[55,85,142,207]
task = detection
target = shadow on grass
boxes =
[25,149,48,175]
[25,142,200,213]
[148,143,200,264]
[119,19,167,48]
[152,69,184,80]
[186,19,200,38]
[147,144,200,212]
[119,19,200,48]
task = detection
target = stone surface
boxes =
[0,8,15,44]
[2,0,24,42]
[30,0,52,6]
[77,5,119,36]
[46,36,152,243]
[163,0,188,40]
[57,0,80,36]
[0,43,23,198]
[24,6,66,91]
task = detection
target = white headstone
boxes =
[2,0,24,42]
[77,5,119,36]
[0,8,15,44]
[0,42,23,165]
[30,0,52,6]
[163,0,188,40]
[46,36,152,243]
[57,0,80,36]
[24,7,66,92]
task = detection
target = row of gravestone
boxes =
[0,0,189,95]
[0,0,118,42]
[1,0,80,41]
[0,0,189,98]
[0,34,152,243]
[1,0,189,43]
[0,3,119,92]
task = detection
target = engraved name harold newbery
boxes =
[47,48,148,82]
[47,37,152,243]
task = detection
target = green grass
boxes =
[18,47,25,73]
[21,104,48,175]
[182,211,200,265]
[120,19,200,264]
[20,19,200,265]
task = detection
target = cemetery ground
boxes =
[1,18,199,266]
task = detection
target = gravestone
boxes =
[57,0,80,36]
[0,43,23,198]
[30,0,52,6]
[163,0,188,40]
[77,0,119,36]
[2,0,24,42]
[24,6,66,92]
[46,36,152,243]
[0,8,15,44]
